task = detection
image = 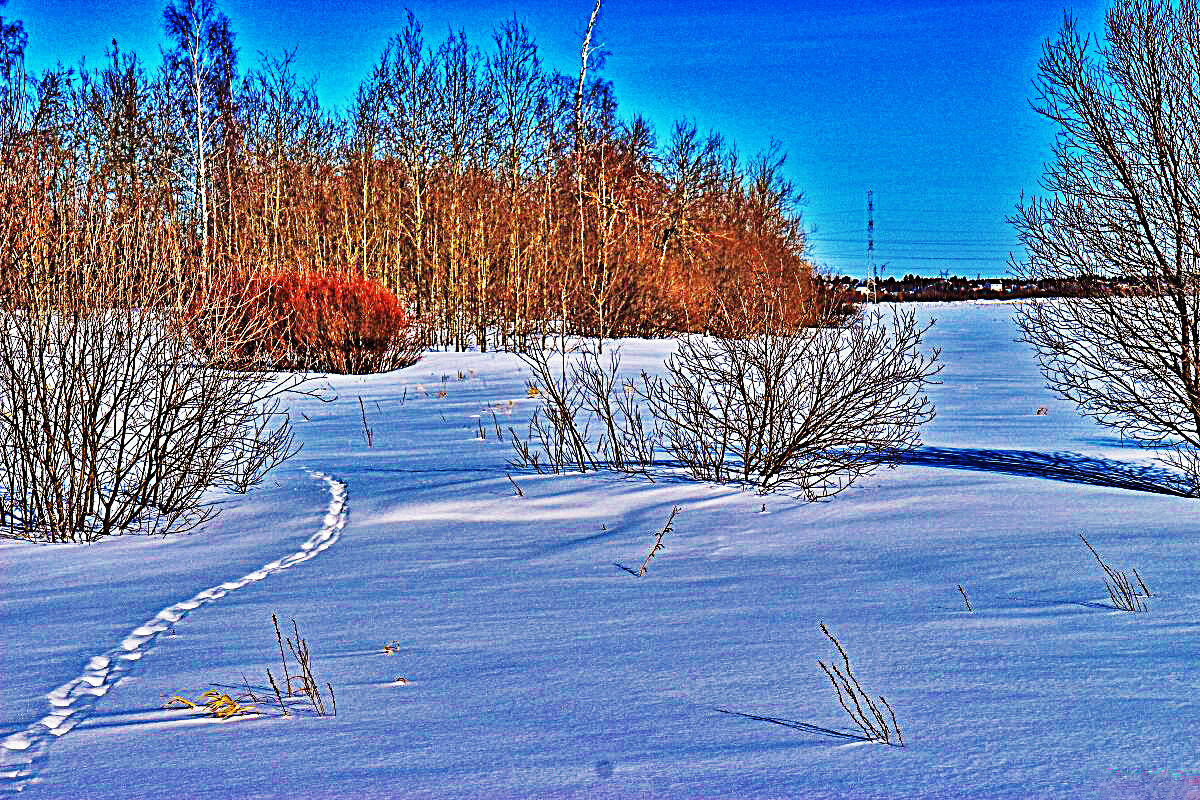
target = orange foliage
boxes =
[189,270,422,374]
[4,8,829,349]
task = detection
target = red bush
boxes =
[189,269,423,374]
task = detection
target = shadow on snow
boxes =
[892,446,1193,497]
[351,446,1194,498]
[714,707,875,745]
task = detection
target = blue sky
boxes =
[8,0,1109,278]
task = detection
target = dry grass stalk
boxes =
[165,690,257,719]
[284,618,334,717]
[266,668,290,717]
[639,506,680,577]
[240,671,264,703]
[1132,568,1151,597]
[359,396,375,447]
[273,614,293,695]
[1079,534,1149,612]
[509,428,544,473]
[817,623,904,746]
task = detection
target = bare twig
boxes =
[1080,534,1148,612]
[817,623,903,746]
[266,668,289,716]
[358,396,374,447]
[239,671,263,703]
[1132,567,1151,597]
[272,613,293,697]
[639,506,680,577]
[957,584,973,612]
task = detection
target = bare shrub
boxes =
[643,305,941,498]
[513,340,593,473]
[0,267,302,542]
[511,341,660,475]
[510,299,936,498]
[574,348,660,474]
[188,269,423,374]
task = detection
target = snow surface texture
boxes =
[0,472,347,794]
[1,303,1199,799]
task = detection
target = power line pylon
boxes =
[866,190,876,302]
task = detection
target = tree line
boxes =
[0,0,818,350]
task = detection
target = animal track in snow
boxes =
[0,472,348,794]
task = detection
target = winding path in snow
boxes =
[0,471,348,794]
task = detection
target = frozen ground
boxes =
[1,302,1198,799]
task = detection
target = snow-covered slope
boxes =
[2,302,1198,799]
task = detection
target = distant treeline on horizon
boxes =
[819,274,1145,303]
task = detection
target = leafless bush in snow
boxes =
[512,342,659,475]
[642,305,941,498]
[1079,533,1151,612]
[574,348,660,475]
[513,342,592,473]
[0,264,304,543]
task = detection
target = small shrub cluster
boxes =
[510,343,660,476]
[190,270,422,374]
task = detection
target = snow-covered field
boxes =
[2,302,1198,799]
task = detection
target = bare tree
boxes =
[488,17,545,191]
[1012,0,1200,489]
[0,0,28,147]
[373,13,438,319]
[659,120,724,267]
[163,0,237,274]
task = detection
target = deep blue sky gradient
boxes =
[8,0,1109,278]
